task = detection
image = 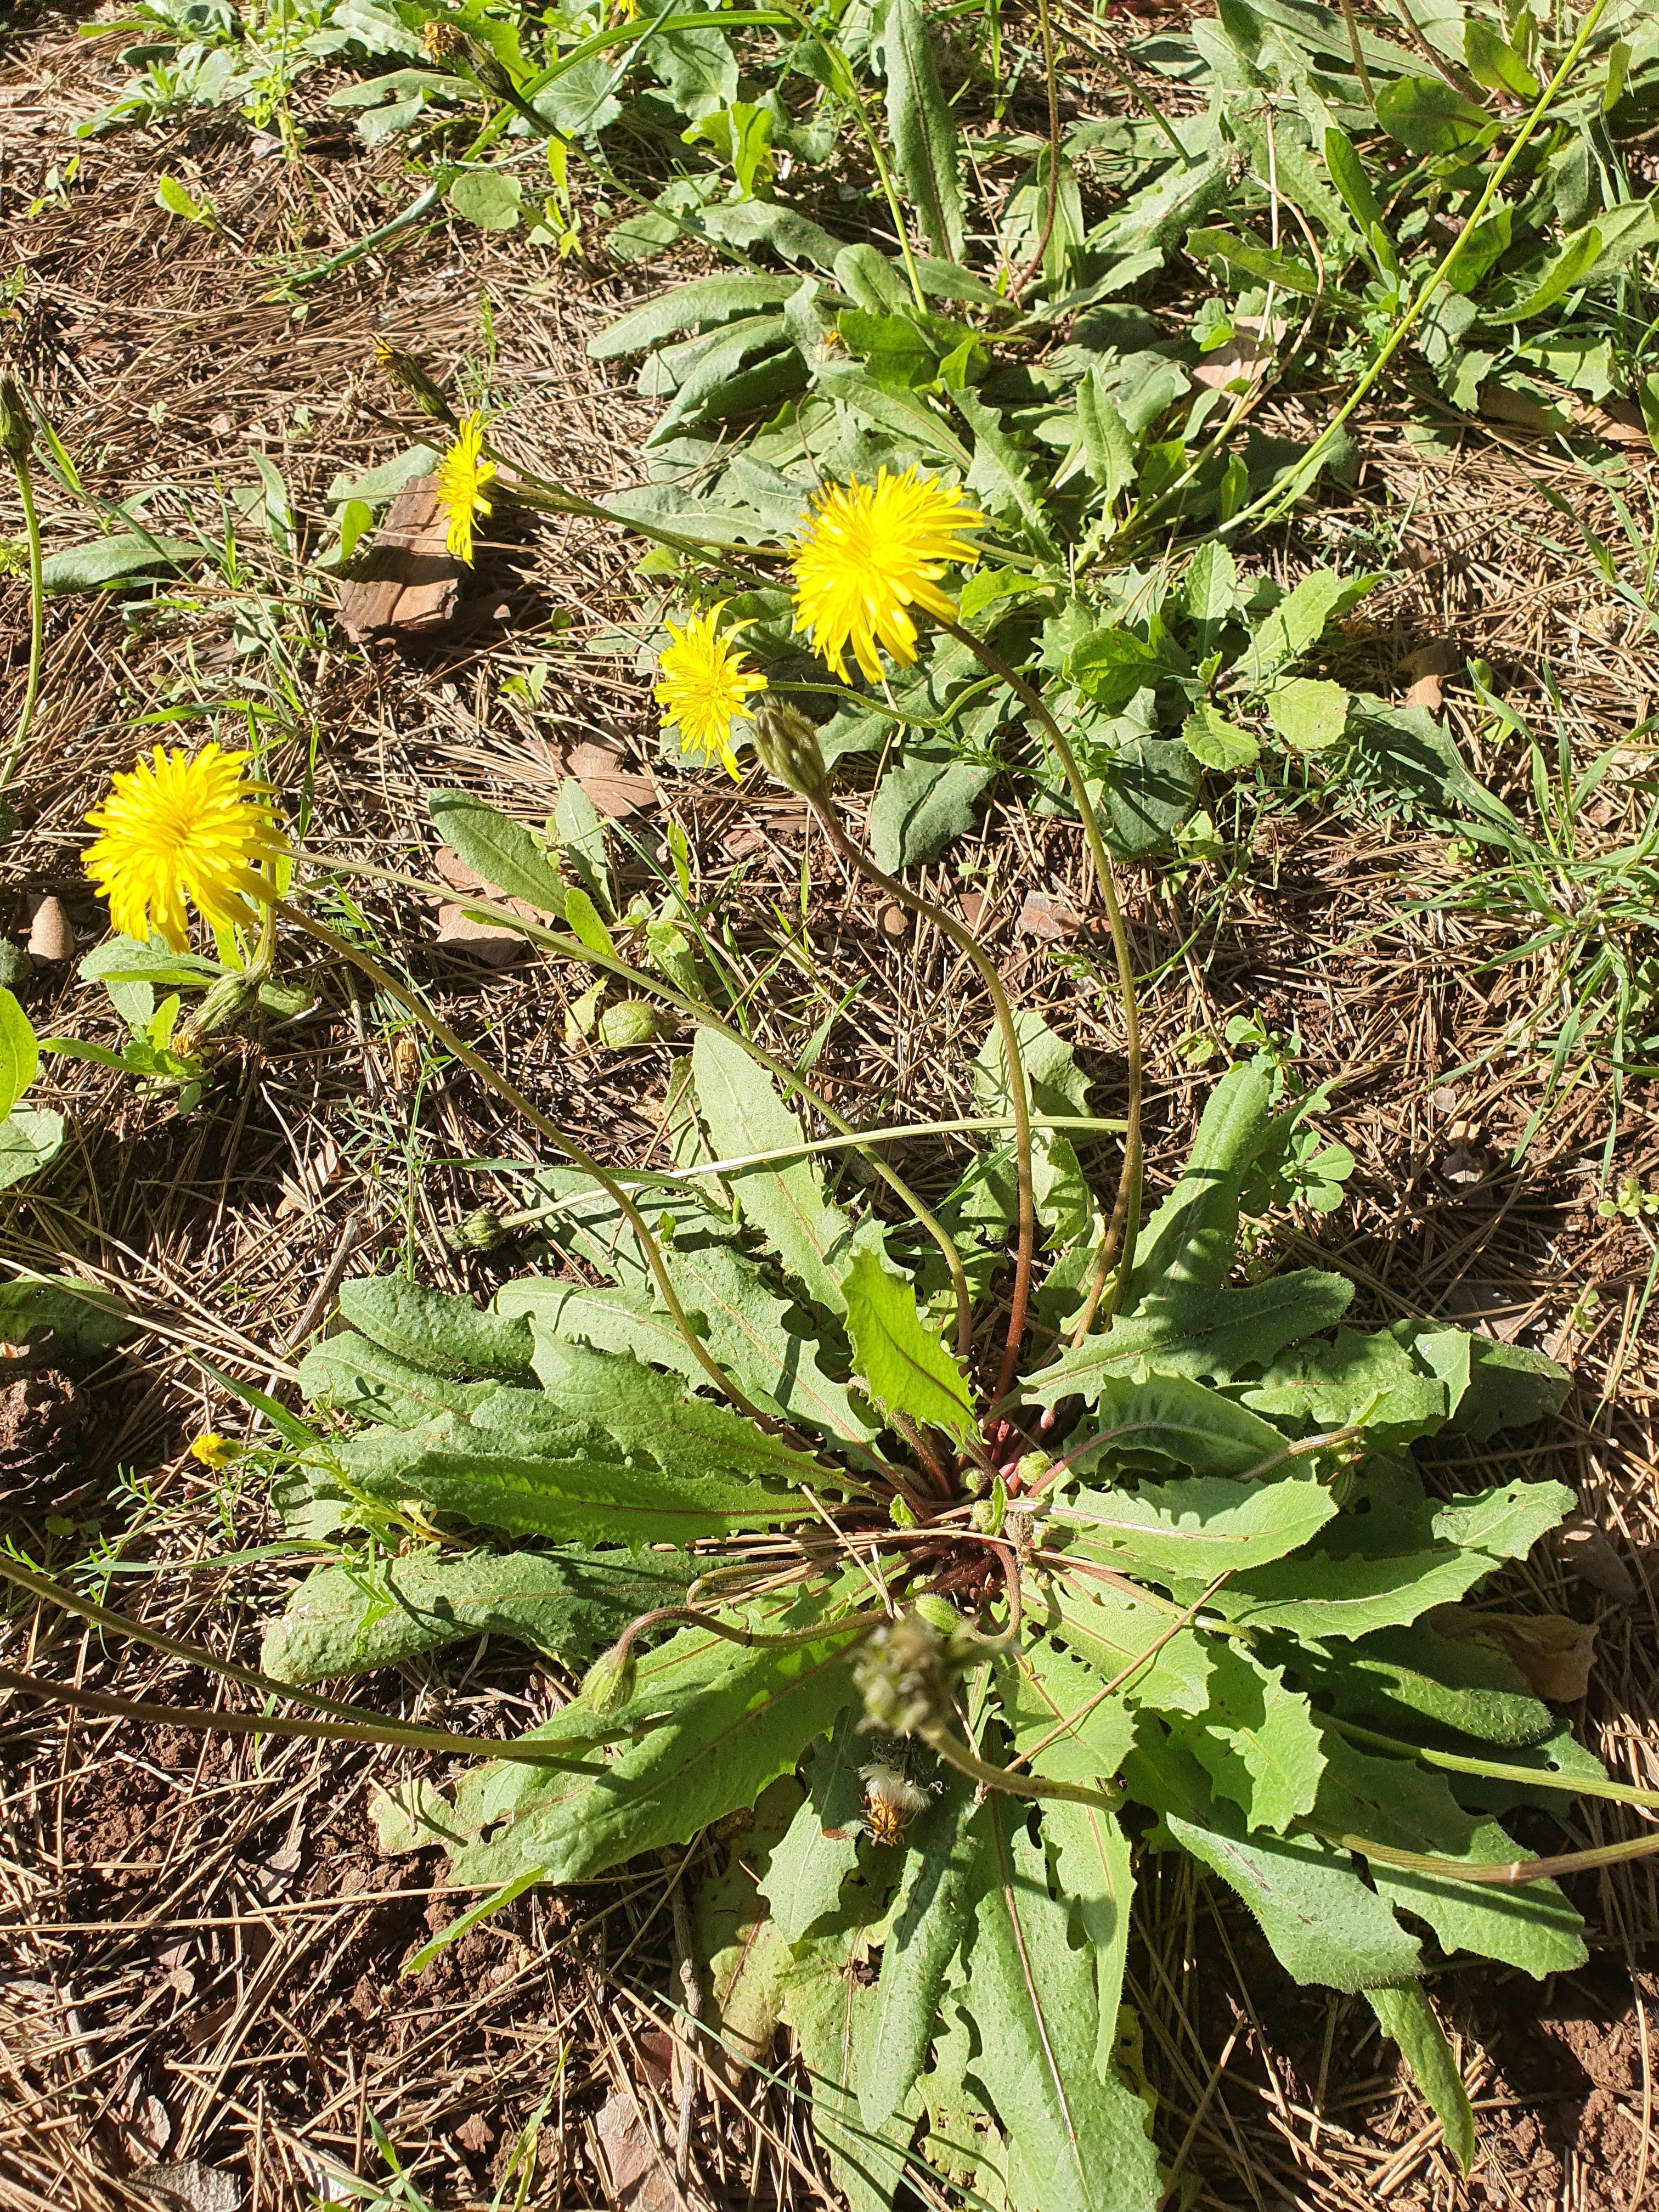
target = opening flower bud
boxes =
[580,1639,638,1715]
[0,377,32,463]
[749,698,829,800]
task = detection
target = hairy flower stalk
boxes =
[792,467,985,684]
[83,744,285,951]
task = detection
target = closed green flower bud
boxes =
[443,1206,506,1255]
[371,340,457,426]
[580,1639,638,1715]
[0,377,32,463]
[750,698,829,800]
[461,36,512,97]
[176,972,255,1049]
[599,999,671,1049]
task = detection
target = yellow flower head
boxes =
[654,603,768,779]
[791,466,985,684]
[189,1431,240,1471]
[435,411,495,564]
[83,744,284,953]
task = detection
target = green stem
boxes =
[0,1662,607,1769]
[1337,0,1375,108]
[1,449,44,793]
[290,848,977,1362]
[271,895,771,1428]
[1008,0,1063,300]
[941,619,1143,1331]
[1222,0,1614,538]
[922,1718,1124,1814]
[1314,1821,1659,1889]
[807,793,1037,1401]
[1329,1712,1659,1813]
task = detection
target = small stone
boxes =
[876,900,910,940]
[26,896,73,962]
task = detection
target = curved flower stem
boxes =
[920,1718,1123,1814]
[1007,0,1063,301]
[270,895,769,1426]
[605,1601,885,1674]
[941,619,1143,1332]
[0,448,44,794]
[1328,1712,1659,1814]
[0,1662,608,1768]
[1313,1821,1659,1889]
[805,794,1037,1402]
[289,848,977,1362]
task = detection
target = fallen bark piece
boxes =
[336,476,464,640]
[434,903,525,965]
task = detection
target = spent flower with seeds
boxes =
[434,411,495,565]
[654,604,767,779]
[792,466,984,684]
[83,744,284,952]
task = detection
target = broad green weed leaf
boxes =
[1431,1479,1574,1561]
[1464,17,1537,98]
[1126,1057,1274,1300]
[0,1109,64,1191]
[1181,538,1238,643]
[1208,1543,1500,1639]
[1065,627,1159,713]
[41,533,202,591]
[1188,226,1320,295]
[868,746,994,871]
[1314,1741,1584,1976]
[589,273,798,360]
[260,1545,695,1684]
[299,1330,500,1426]
[426,790,568,917]
[553,777,612,913]
[334,1407,814,1546]
[1328,1621,1554,1749]
[1365,1987,1474,2175]
[339,1274,534,1376]
[1375,75,1494,155]
[759,1709,865,1942]
[1177,1641,1325,1835]
[1056,1469,1338,1582]
[1242,1326,1449,1451]
[692,1028,855,1313]
[1405,1324,1568,1439]
[843,1249,975,1442]
[1027,1271,1356,1409]
[694,1775,798,2070]
[783,1919,924,2212]
[860,1771,978,2127]
[448,1609,861,1887]
[0,990,38,1124]
[963,1797,1161,2212]
[1267,676,1350,751]
[973,1009,1092,1252]
[0,1277,134,1358]
[1065,1373,1292,1480]
[529,1334,827,1485]
[881,0,966,262]
[1242,569,1381,686]
[448,168,522,230]
[1182,704,1259,771]
[1033,1576,1212,1718]
[1001,1638,1135,2076]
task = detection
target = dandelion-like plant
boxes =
[83,744,284,952]
[434,411,496,565]
[654,603,768,778]
[791,466,985,684]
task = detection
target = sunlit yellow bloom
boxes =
[791,466,985,684]
[83,744,283,952]
[435,411,495,564]
[190,1432,240,1470]
[654,603,768,779]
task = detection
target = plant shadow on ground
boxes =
[4,5,1659,2210]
